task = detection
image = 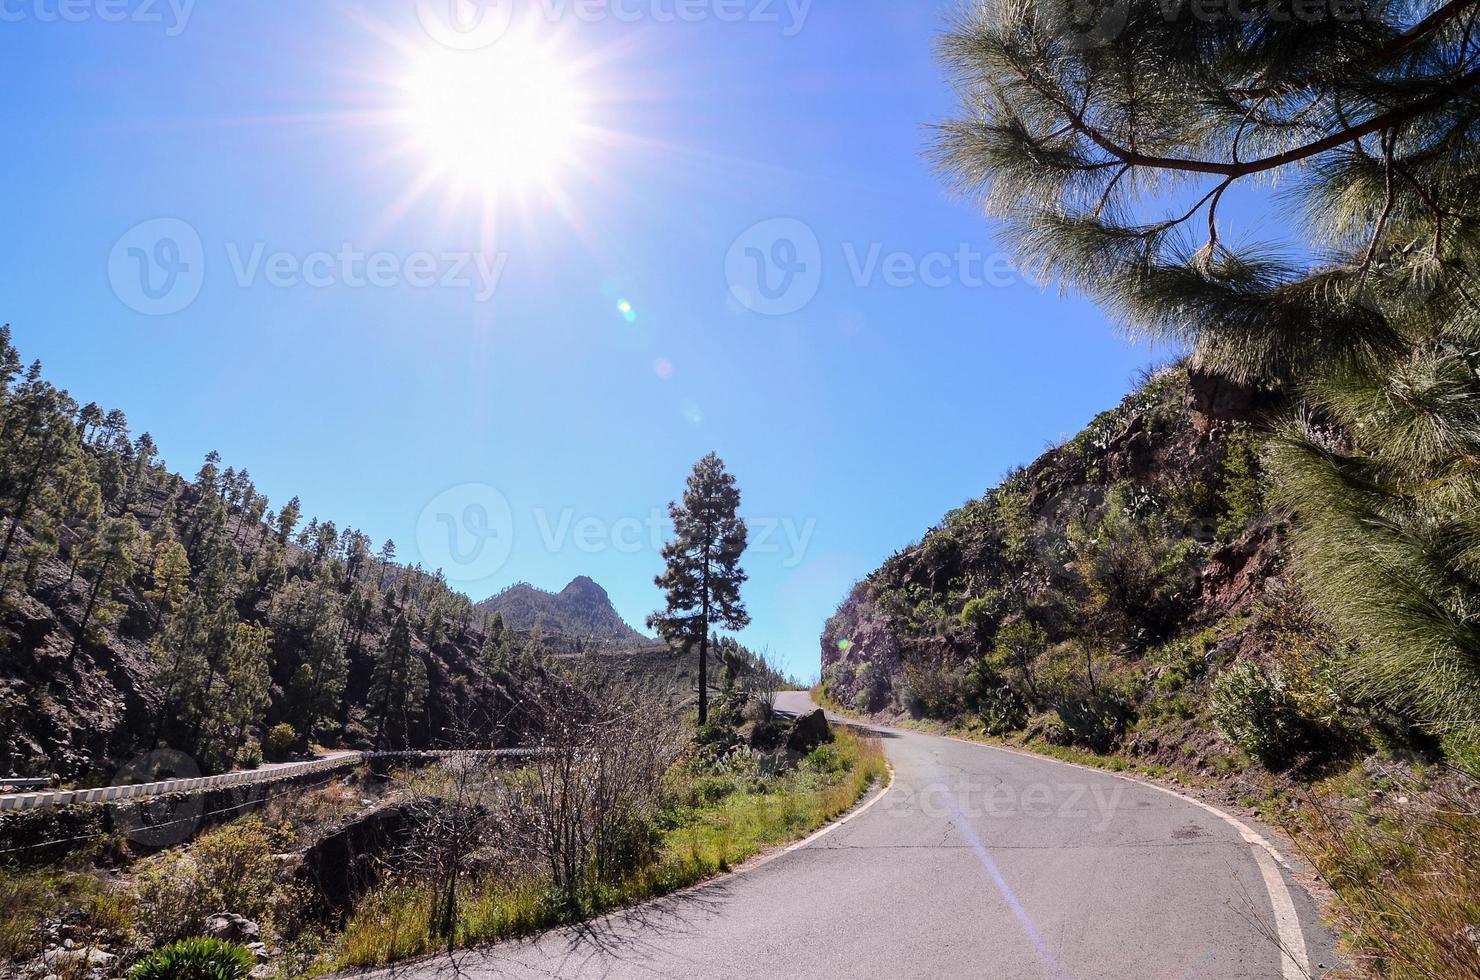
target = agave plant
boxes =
[126,937,254,980]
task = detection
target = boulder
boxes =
[203,912,261,943]
[784,709,832,754]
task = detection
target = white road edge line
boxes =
[655,759,897,888]
[940,733,1311,980]
[776,761,896,857]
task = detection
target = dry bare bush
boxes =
[503,678,685,911]
[397,754,501,945]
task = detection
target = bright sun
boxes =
[399,36,585,197]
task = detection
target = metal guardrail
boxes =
[0,748,543,812]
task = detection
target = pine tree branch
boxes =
[1046,63,1480,179]
[1391,157,1448,253]
[1230,0,1480,98]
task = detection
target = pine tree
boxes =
[150,490,179,547]
[58,456,102,589]
[276,495,301,544]
[274,573,348,738]
[145,537,191,627]
[70,515,141,661]
[369,613,427,750]
[214,622,273,763]
[377,539,396,589]
[194,451,220,500]
[648,453,750,725]
[123,432,157,513]
[0,381,78,576]
[151,550,237,752]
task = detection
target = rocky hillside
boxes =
[0,327,670,784]
[818,361,1365,770]
[477,576,650,648]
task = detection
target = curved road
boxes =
[375,693,1337,979]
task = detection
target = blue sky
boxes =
[0,0,1173,680]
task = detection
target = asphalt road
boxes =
[371,693,1337,979]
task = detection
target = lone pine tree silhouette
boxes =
[648,453,749,725]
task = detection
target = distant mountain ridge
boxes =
[477,576,650,647]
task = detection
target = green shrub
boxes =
[802,742,845,776]
[960,595,999,635]
[127,937,254,980]
[851,660,889,713]
[1216,427,1265,540]
[977,683,1027,735]
[262,723,296,762]
[1052,693,1134,752]
[988,619,1047,703]
[1210,661,1297,766]
[133,818,289,944]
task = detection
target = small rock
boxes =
[245,942,270,963]
[203,913,262,944]
[1464,923,1480,954]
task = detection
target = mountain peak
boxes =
[562,571,603,595]
[478,575,647,647]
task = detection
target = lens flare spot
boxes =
[654,358,674,380]
[617,299,637,323]
[837,639,852,652]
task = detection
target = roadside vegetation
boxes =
[1,673,884,980]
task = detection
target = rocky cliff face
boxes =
[820,362,1291,737]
